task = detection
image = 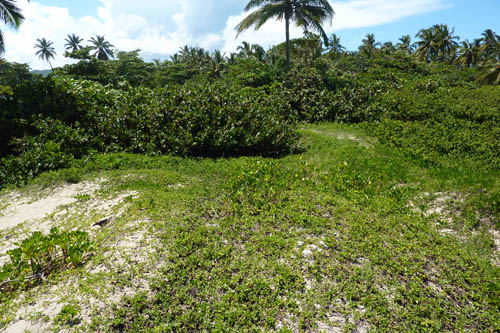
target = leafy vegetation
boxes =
[0,228,93,295]
[0,2,499,330]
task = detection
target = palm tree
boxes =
[434,24,459,62]
[170,53,181,64]
[415,27,435,62]
[359,33,380,57]
[235,0,334,70]
[237,41,252,58]
[251,44,267,61]
[479,29,500,62]
[327,33,345,56]
[237,41,267,61]
[397,35,415,54]
[64,34,83,52]
[34,38,56,69]
[381,41,396,54]
[415,24,459,63]
[209,49,227,78]
[0,0,29,54]
[456,39,482,68]
[88,35,114,60]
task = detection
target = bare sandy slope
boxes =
[0,181,102,232]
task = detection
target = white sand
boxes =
[0,181,102,232]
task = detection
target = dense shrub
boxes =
[271,66,335,122]
[368,84,500,168]
[0,77,300,187]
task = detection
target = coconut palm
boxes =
[359,33,380,57]
[397,35,415,54]
[237,41,252,58]
[456,39,482,68]
[64,34,83,52]
[0,0,29,54]
[433,24,459,62]
[209,49,227,78]
[415,24,459,63]
[479,29,500,62]
[237,41,266,61]
[381,41,396,54]
[235,0,334,69]
[327,33,345,56]
[251,44,267,61]
[415,27,435,62]
[170,53,181,64]
[34,37,56,69]
[88,35,114,60]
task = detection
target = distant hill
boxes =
[30,69,52,77]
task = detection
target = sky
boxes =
[2,0,500,70]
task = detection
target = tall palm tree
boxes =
[34,37,56,69]
[88,35,114,60]
[434,24,459,62]
[237,41,252,58]
[479,29,500,62]
[235,0,334,70]
[327,33,345,56]
[397,34,415,54]
[0,0,29,54]
[359,33,380,57]
[415,27,435,62]
[415,24,459,63]
[456,39,482,68]
[64,33,83,52]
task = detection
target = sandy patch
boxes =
[0,181,103,232]
[2,217,160,333]
[306,129,373,148]
[409,192,465,234]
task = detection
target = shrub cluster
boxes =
[1,51,499,188]
[0,228,93,293]
[0,76,300,187]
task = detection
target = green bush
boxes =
[0,118,90,187]
[0,77,300,187]
[0,228,93,292]
[369,83,500,168]
[271,66,335,122]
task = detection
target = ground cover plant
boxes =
[1,123,498,331]
[0,228,93,299]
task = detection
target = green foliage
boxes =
[369,83,500,168]
[0,76,300,187]
[272,66,335,122]
[88,123,500,332]
[0,228,93,293]
[54,304,81,327]
[224,58,273,87]
[0,118,90,187]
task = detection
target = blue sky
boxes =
[3,0,500,69]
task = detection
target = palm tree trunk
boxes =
[285,13,290,70]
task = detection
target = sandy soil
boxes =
[0,181,103,232]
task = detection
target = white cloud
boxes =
[1,0,450,69]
